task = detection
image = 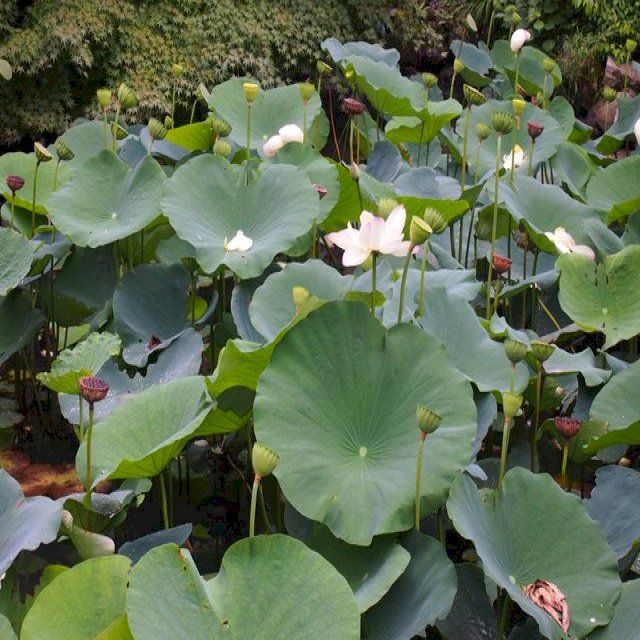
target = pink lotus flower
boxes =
[545,227,595,260]
[510,29,531,53]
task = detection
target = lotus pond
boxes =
[1,29,640,640]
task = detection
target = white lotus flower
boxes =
[545,227,595,260]
[224,230,253,252]
[510,29,531,53]
[327,206,411,267]
[263,135,284,157]
[634,117,640,146]
[278,124,304,144]
[503,144,527,169]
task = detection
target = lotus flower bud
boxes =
[54,139,75,162]
[543,57,555,74]
[317,60,332,75]
[34,142,52,163]
[492,253,512,275]
[416,405,442,435]
[148,118,167,141]
[292,286,310,313]
[464,84,486,106]
[6,175,24,193]
[626,39,637,54]
[97,88,112,108]
[243,82,260,104]
[504,339,528,363]
[531,340,554,362]
[527,120,544,140]
[252,442,279,479]
[453,58,465,74]
[164,115,174,130]
[512,98,527,117]
[491,111,515,135]
[603,87,617,102]
[554,416,582,440]
[171,63,184,78]
[210,116,232,138]
[510,28,531,54]
[423,207,447,234]
[349,162,361,181]
[422,72,438,89]
[78,376,109,405]
[502,391,523,419]
[213,139,231,157]
[476,121,491,141]
[299,82,315,103]
[410,216,432,246]
[117,83,138,110]
[342,97,366,115]
[377,197,399,220]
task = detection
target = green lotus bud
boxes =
[117,83,138,110]
[463,84,486,106]
[54,139,74,162]
[171,63,184,78]
[317,60,332,75]
[530,340,554,363]
[416,405,442,435]
[502,391,523,419]
[410,216,432,246]
[181,256,200,274]
[603,87,617,102]
[377,197,399,219]
[210,116,232,138]
[626,39,637,54]
[148,117,167,141]
[349,161,361,181]
[491,111,515,135]
[423,207,447,234]
[299,81,315,103]
[345,67,356,84]
[542,57,555,74]
[512,11,521,25]
[252,441,279,478]
[243,82,260,104]
[164,115,174,130]
[292,285,310,312]
[213,139,231,157]
[504,338,528,364]
[34,142,52,163]
[111,122,128,140]
[97,88,112,108]
[512,98,527,117]
[453,58,465,74]
[476,121,491,141]
[422,72,438,89]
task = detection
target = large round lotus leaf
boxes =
[76,376,213,487]
[207,77,322,149]
[550,141,596,198]
[363,530,456,640]
[584,466,640,559]
[47,150,166,247]
[249,261,353,341]
[385,99,462,144]
[447,468,622,639]
[543,347,610,387]
[209,535,360,639]
[254,301,477,545]
[113,263,190,366]
[0,615,16,640]
[322,37,400,66]
[160,155,319,279]
[20,555,130,640]
[0,291,45,366]
[586,155,640,223]
[0,470,62,575]
[57,121,107,167]
[557,246,640,349]
[451,39,493,87]
[595,93,640,155]
[164,121,214,152]
[0,228,34,295]
[589,580,640,640]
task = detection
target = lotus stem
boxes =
[528,139,536,176]
[417,240,429,317]
[349,118,354,165]
[496,591,511,639]
[103,108,109,149]
[302,102,308,144]
[486,132,503,320]
[371,252,377,315]
[542,73,549,104]
[623,52,631,95]
[449,71,456,100]
[9,192,16,230]
[561,443,570,490]
[249,475,260,538]
[31,160,40,237]
[171,82,177,127]
[531,363,543,472]
[84,402,94,494]
[246,103,253,171]
[191,273,197,324]
[415,432,427,530]
[190,97,198,124]
[112,105,121,153]
[397,245,415,324]
[487,10,496,48]
[513,52,521,96]
[458,105,472,260]
[416,121,425,166]
[498,415,512,494]
[77,394,84,442]
[159,470,170,529]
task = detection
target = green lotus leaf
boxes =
[254,301,477,545]
[393,167,461,200]
[363,530,456,640]
[76,376,213,487]
[47,150,166,247]
[165,121,214,151]
[543,347,611,387]
[385,100,463,145]
[0,228,34,295]
[550,141,596,199]
[451,39,493,87]
[0,614,16,640]
[584,466,640,559]
[37,332,121,395]
[0,291,45,366]
[0,470,62,575]
[557,246,640,349]
[399,194,469,226]
[586,156,640,224]
[160,156,319,278]
[119,523,193,565]
[322,37,400,67]
[447,468,621,639]
[58,121,108,167]
[20,555,131,640]
[207,77,322,150]
[588,580,640,640]
[595,93,640,155]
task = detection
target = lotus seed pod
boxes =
[181,256,200,274]
[504,339,528,363]
[476,121,491,141]
[164,115,174,130]
[491,111,515,135]
[78,376,109,405]
[464,84,486,106]
[512,11,521,25]
[34,142,52,163]
[6,175,24,193]
[453,58,465,74]
[54,139,75,162]
[527,120,544,140]
[410,216,432,246]
[252,442,279,478]
[512,98,527,117]
[342,97,366,115]
[171,63,184,78]
[502,391,523,419]
[148,118,167,141]
[210,116,232,138]
[416,405,442,435]
[626,39,637,54]
[349,162,361,181]
[97,88,112,108]
[213,139,231,158]
[111,123,128,140]
[292,286,310,313]
[299,81,315,103]
[317,60,332,75]
[603,87,617,102]
[243,82,260,104]
[117,83,138,110]
[554,416,582,440]
[531,340,554,362]
[422,72,438,89]
[492,253,512,275]
[377,197,399,220]
[542,57,555,74]
[423,207,447,234]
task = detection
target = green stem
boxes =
[171,82,176,126]
[249,476,260,538]
[532,363,542,471]
[112,105,121,153]
[623,52,630,95]
[415,433,426,529]
[486,133,503,320]
[561,443,569,490]
[449,72,456,100]
[349,118,354,165]
[78,394,84,442]
[464,209,475,268]
[159,470,169,529]
[487,10,495,48]
[53,158,60,191]
[542,73,549,103]
[191,273,197,324]
[416,121,425,166]
[461,106,471,189]
[514,52,521,96]
[103,108,109,149]
[370,252,377,315]
[417,240,429,317]
[10,193,15,230]
[498,415,512,494]
[528,139,535,176]
[302,102,308,144]
[245,103,253,177]
[397,246,414,324]
[31,161,40,237]
[190,97,198,124]
[84,403,94,494]
[496,591,511,639]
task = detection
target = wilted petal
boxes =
[522,579,570,635]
